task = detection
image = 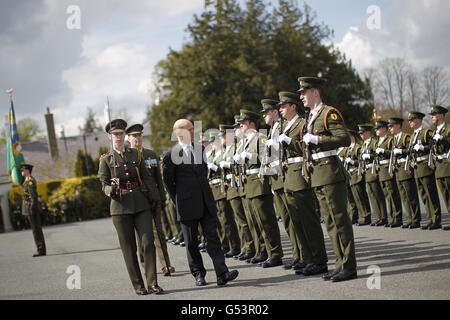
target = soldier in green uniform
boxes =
[224,116,254,261]
[277,91,328,275]
[233,114,265,263]
[98,119,163,295]
[338,131,359,224]
[20,164,46,257]
[126,123,175,276]
[209,125,241,257]
[429,105,450,230]
[359,123,388,226]
[260,97,303,270]
[407,111,442,230]
[388,117,421,229]
[373,120,403,227]
[238,109,283,268]
[298,76,357,282]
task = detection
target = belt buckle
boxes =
[126,181,132,190]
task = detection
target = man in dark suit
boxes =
[162,118,239,287]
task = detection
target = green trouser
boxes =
[229,197,250,253]
[249,194,283,260]
[112,209,157,290]
[366,180,388,221]
[241,196,265,256]
[284,189,327,265]
[380,179,403,223]
[314,181,356,270]
[347,184,359,222]
[397,178,421,224]
[216,199,241,251]
[436,176,450,212]
[416,174,442,224]
[26,212,46,254]
[138,205,171,269]
[274,189,302,260]
[350,181,371,220]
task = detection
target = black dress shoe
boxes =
[283,258,300,270]
[297,263,328,276]
[234,252,245,260]
[261,258,283,268]
[32,252,46,257]
[217,270,239,286]
[443,225,450,230]
[292,260,307,270]
[376,219,388,226]
[148,285,164,294]
[195,274,206,286]
[370,219,380,226]
[250,254,267,264]
[239,253,254,261]
[322,268,341,281]
[390,221,403,228]
[225,249,241,258]
[135,287,148,295]
[421,223,432,230]
[330,269,358,282]
[402,223,411,229]
[428,223,442,230]
[357,219,371,226]
[409,222,421,229]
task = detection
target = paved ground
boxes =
[0,212,449,301]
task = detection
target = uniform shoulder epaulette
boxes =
[402,134,410,147]
[424,128,433,144]
[387,137,394,149]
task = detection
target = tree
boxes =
[74,149,96,177]
[423,66,449,106]
[0,117,44,144]
[79,107,102,134]
[148,0,373,153]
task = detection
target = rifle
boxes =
[279,117,287,180]
[258,121,274,183]
[404,136,418,174]
[357,141,368,176]
[301,108,312,183]
[231,136,238,190]
[239,135,247,192]
[371,146,380,175]
[428,128,438,169]
[388,147,396,177]
[220,142,226,195]
[105,97,121,201]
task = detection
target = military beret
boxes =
[126,123,144,135]
[277,91,301,106]
[20,163,33,171]
[297,76,326,93]
[374,120,389,129]
[358,123,374,134]
[429,105,448,115]
[388,117,403,126]
[408,111,426,120]
[238,109,260,122]
[105,119,127,133]
[260,99,279,113]
[219,124,235,132]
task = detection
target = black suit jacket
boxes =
[162,142,217,222]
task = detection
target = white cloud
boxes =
[335,0,450,72]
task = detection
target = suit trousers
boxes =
[112,210,157,290]
[416,174,441,224]
[179,201,228,279]
[396,178,421,224]
[27,211,46,254]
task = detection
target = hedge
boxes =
[8,176,110,230]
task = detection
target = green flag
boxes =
[6,91,25,185]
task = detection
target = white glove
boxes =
[233,154,241,162]
[219,161,230,169]
[375,148,385,154]
[345,157,354,165]
[433,133,443,141]
[278,133,292,145]
[303,133,319,145]
[266,139,275,147]
[207,163,218,171]
[413,144,424,152]
[393,148,403,155]
[362,153,371,160]
[240,151,252,160]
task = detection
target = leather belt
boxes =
[311,150,337,160]
[119,181,140,190]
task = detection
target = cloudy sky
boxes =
[1,0,449,137]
